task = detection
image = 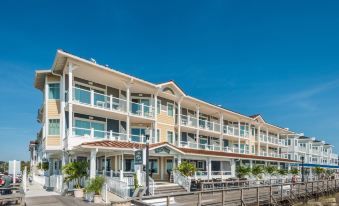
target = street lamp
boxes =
[301,156,305,182]
[145,127,151,196]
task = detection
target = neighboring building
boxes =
[30,50,338,181]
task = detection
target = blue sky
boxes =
[1,0,339,160]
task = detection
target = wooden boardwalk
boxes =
[132,179,339,206]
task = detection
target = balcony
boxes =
[71,87,155,119]
[258,134,286,146]
[223,125,249,138]
[259,151,286,159]
[130,102,154,119]
[72,87,127,112]
[180,141,221,151]
[198,119,221,133]
[180,115,198,128]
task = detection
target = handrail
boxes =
[173,171,191,192]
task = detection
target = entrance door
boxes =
[165,159,173,181]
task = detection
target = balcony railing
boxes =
[223,125,249,138]
[72,87,127,112]
[69,127,155,144]
[179,141,221,151]
[130,102,154,118]
[198,119,221,133]
[258,134,285,146]
[180,115,198,128]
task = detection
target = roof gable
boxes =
[158,81,186,96]
[250,114,266,124]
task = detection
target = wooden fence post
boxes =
[197,192,201,206]
[221,190,225,206]
[257,187,259,206]
[281,184,283,201]
[241,188,244,206]
[166,196,170,206]
[269,185,272,204]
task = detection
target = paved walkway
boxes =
[25,181,59,198]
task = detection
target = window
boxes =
[157,100,161,114]
[167,103,174,117]
[156,129,160,143]
[149,159,158,173]
[167,131,174,144]
[74,119,105,138]
[48,119,60,135]
[48,83,60,99]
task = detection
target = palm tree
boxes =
[236,166,251,179]
[313,166,325,179]
[289,167,299,176]
[264,165,277,180]
[251,165,264,180]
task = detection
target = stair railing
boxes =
[140,171,155,196]
[173,170,191,192]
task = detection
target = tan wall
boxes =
[157,111,175,125]
[47,100,60,117]
[157,124,175,143]
[46,136,60,146]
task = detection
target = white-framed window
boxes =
[157,100,161,114]
[156,129,160,143]
[167,131,174,144]
[167,103,174,117]
[48,119,60,135]
[48,83,60,99]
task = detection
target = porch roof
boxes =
[78,140,299,163]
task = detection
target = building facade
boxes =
[30,50,338,181]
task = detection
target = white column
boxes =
[90,149,97,179]
[177,154,182,167]
[238,121,241,153]
[126,86,131,140]
[44,77,49,136]
[68,65,73,137]
[196,106,200,145]
[104,154,107,175]
[120,152,124,180]
[178,100,181,147]
[257,126,261,155]
[250,160,253,169]
[114,155,118,173]
[219,114,223,150]
[266,129,269,156]
[231,160,236,177]
[154,93,158,142]
[60,73,65,149]
[207,158,212,179]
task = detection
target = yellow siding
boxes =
[47,136,60,146]
[157,111,174,125]
[157,124,175,143]
[48,100,60,117]
[131,123,151,127]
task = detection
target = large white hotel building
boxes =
[30,50,338,183]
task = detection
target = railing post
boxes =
[141,103,144,117]
[166,196,170,206]
[222,190,225,206]
[256,187,259,206]
[90,90,94,106]
[198,192,202,206]
[240,188,244,206]
[109,130,113,140]
[281,184,283,201]
[110,95,113,110]
[90,128,94,138]
[269,185,272,204]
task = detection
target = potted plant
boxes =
[177,161,196,177]
[85,176,106,203]
[62,161,89,198]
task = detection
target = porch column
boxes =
[60,72,65,149]
[177,155,182,167]
[231,160,236,178]
[207,158,212,179]
[266,129,269,156]
[250,160,253,169]
[277,162,280,169]
[114,155,118,173]
[120,152,124,181]
[104,154,107,175]
[90,149,97,179]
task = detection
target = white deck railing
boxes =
[173,171,191,192]
[106,177,129,198]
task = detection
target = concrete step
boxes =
[153,182,187,195]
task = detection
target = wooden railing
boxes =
[132,179,339,206]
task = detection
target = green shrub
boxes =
[85,176,106,195]
[236,166,251,179]
[177,161,196,177]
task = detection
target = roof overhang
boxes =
[34,70,52,91]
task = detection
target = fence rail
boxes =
[133,179,339,206]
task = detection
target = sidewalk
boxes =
[25,181,59,198]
